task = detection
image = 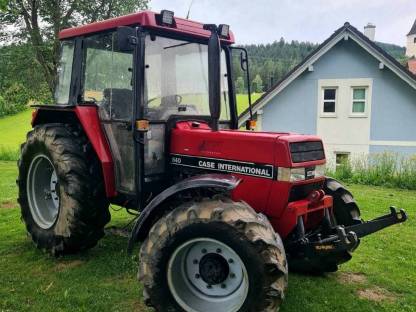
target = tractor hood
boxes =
[169,121,326,171]
[169,120,326,214]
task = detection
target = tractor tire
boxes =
[17,123,110,256]
[324,177,362,226]
[138,198,288,312]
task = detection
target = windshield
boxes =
[144,35,230,121]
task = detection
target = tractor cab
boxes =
[50,10,247,204]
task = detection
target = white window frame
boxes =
[335,152,350,168]
[350,86,368,117]
[321,87,338,118]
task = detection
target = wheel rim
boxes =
[167,238,249,312]
[26,154,60,229]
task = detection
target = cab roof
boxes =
[59,10,235,44]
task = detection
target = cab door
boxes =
[82,31,136,194]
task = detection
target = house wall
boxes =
[261,38,416,165]
[369,145,416,155]
[406,34,416,57]
[261,72,317,135]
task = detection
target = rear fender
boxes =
[31,105,116,197]
[127,174,241,253]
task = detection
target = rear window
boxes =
[54,40,75,105]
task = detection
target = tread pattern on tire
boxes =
[138,197,288,312]
[324,177,362,225]
[17,123,110,255]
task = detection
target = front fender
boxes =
[127,174,241,253]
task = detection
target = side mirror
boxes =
[117,26,137,52]
[231,47,254,129]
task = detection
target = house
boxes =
[407,19,416,75]
[239,21,416,168]
[406,18,416,58]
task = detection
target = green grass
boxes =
[0,161,414,311]
[236,93,263,116]
[0,110,33,160]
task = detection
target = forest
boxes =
[233,39,406,94]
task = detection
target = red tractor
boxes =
[18,10,407,311]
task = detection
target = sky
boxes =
[151,0,416,46]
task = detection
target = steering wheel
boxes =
[147,95,183,105]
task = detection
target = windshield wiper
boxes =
[164,42,193,50]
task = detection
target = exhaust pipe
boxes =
[204,24,221,131]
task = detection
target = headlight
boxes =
[314,164,326,178]
[277,164,326,182]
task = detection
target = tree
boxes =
[235,76,245,94]
[0,0,149,94]
[251,74,263,93]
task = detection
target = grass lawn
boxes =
[0,161,414,311]
[236,93,263,115]
[0,110,33,160]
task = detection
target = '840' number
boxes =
[171,157,182,164]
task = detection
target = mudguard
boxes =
[325,177,353,196]
[127,174,241,253]
[31,105,116,197]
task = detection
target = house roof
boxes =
[408,19,416,36]
[239,22,416,126]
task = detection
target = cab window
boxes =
[82,32,133,120]
[54,40,75,105]
[144,35,230,121]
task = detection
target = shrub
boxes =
[0,96,8,117]
[327,152,416,190]
[0,83,30,116]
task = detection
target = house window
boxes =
[414,37,416,43]
[322,88,337,114]
[335,153,349,167]
[352,87,366,114]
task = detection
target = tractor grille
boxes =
[290,141,325,163]
[289,182,323,202]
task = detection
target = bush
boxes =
[0,83,30,117]
[0,96,8,116]
[327,152,416,190]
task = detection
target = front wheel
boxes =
[324,177,362,226]
[138,198,288,312]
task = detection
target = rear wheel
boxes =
[139,198,288,312]
[17,124,110,255]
